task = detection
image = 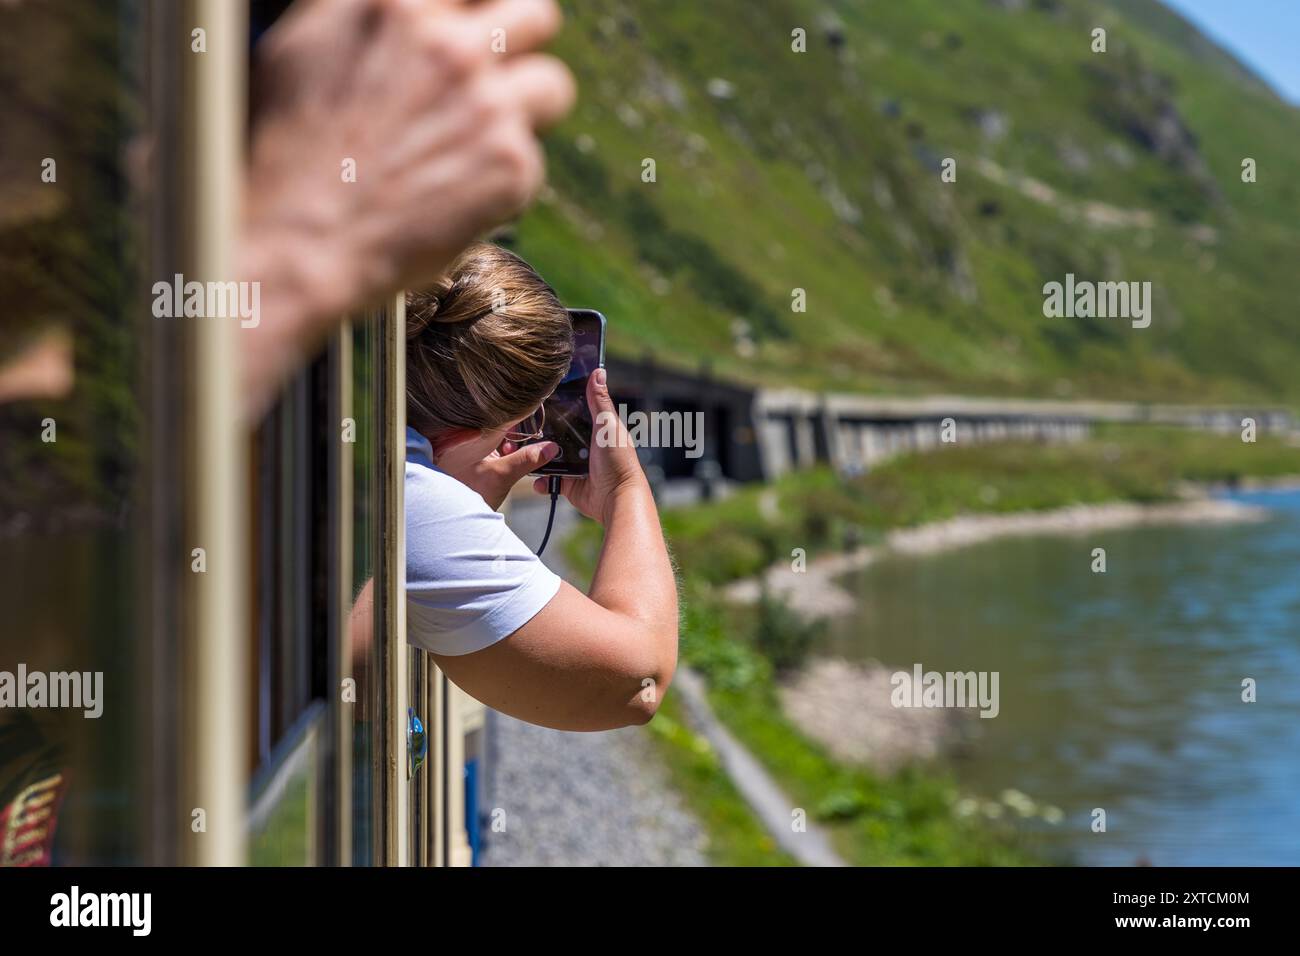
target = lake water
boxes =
[824,489,1300,866]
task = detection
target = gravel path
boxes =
[480,711,708,866]
[479,489,708,866]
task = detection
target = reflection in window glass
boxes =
[0,0,145,865]
[249,702,326,866]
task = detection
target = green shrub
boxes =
[750,587,824,675]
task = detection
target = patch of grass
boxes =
[680,588,1046,865]
[640,690,797,867]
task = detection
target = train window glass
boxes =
[248,348,339,865]
[0,0,147,865]
[248,701,327,865]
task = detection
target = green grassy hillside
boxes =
[518,0,1300,404]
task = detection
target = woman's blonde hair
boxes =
[406,243,572,441]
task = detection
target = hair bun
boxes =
[431,294,465,324]
[406,299,435,339]
[406,282,455,339]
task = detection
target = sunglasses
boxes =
[503,403,545,443]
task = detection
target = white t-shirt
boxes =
[405,426,561,656]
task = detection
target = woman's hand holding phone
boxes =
[447,439,560,511]
[532,368,648,525]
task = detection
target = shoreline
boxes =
[746,491,1276,776]
[1195,474,1300,495]
[724,493,1272,622]
[777,657,972,774]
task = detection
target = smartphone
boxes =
[531,308,606,478]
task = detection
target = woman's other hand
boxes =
[448,439,559,511]
[239,0,575,421]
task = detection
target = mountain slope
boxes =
[516,0,1300,404]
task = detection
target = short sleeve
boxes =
[404,461,561,657]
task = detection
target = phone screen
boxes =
[532,309,606,478]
